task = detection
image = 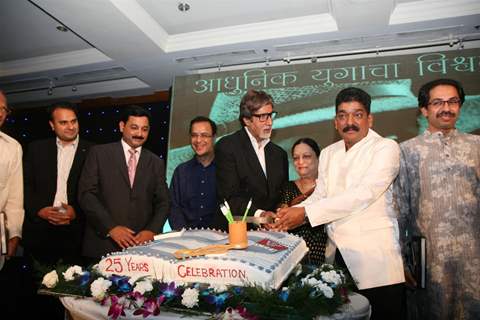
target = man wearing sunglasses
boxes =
[212,89,288,230]
[395,79,480,320]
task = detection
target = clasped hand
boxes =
[261,207,306,231]
[38,203,76,225]
[108,226,154,249]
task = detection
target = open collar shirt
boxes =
[53,135,79,207]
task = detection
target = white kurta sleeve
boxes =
[305,139,400,227]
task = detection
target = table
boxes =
[61,293,370,320]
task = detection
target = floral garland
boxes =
[41,263,354,320]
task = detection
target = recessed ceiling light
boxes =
[56,25,69,32]
[178,2,190,12]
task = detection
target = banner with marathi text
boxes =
[168,48,480,181]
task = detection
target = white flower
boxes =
[62,265,84,281]
[221,307,247,320]
[90,277,112,300]
[320,270,342,286]
[209,283,228,293]
[181,288,199,308]
[133,279,153,295]
[316,282,334,299]
[128,275,142,286]
[302,277,320,287]
[42,270,59,288]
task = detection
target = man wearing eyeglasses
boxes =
[168,116,217,229]
[212,89,288,230]
[395,79,480,320]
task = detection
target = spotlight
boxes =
[311,57,318,63]
[178,2,190,12]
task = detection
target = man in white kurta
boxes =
[395,79,480,320]
[274,87,404,320]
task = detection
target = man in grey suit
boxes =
[78,105,170,259]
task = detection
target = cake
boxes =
[98,229,308,290]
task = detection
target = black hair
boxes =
[119,105,152,124]
[189,116,217,135]
[291,137,321,157]
[335,87,371,114]
[417,78,465,109]
[47,102,79,120]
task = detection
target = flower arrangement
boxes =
[40,263,353,320]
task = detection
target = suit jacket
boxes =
[212,128,288,230]
[22,138,93,262]
[78,141,170,258]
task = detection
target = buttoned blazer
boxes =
[78,141,170,258]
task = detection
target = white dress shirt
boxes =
[53,136,79,207]
[244,127,269,177]
[244,127,270,217]
[301,129,404,289]
[0,131,24,239]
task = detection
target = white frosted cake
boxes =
[98,229,308,289]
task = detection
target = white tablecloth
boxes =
[61,293,370,320]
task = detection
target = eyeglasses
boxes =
[190,133,213,139]
[428,98,461,108]
[251,111,278,122]
[0,106,12,115]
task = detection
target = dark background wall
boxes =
[3,92,171,161]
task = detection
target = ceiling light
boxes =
[56,25,69,32]
[178,2,190,12]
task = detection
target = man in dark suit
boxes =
[213,89,288,230]
[78,105,170,259]
[22,102,93,320]
[23,102,92,266]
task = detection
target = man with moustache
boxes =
[274,87,405,320]
[212,89,288,230]
[169,116,217,229]
[395,79,480,320]
[23,103,93,319]
[78,105,170,259]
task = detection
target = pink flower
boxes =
[133,297,162,318]
[107,296,126,320]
